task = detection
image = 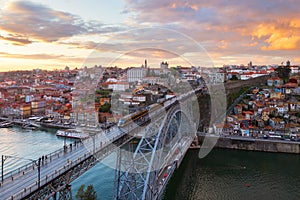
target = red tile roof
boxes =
[282,82,297,88]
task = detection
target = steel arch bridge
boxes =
[114,101,197,200]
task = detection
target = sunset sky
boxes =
[0,0,299,71]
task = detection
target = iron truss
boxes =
[22,134,133,200]
[115,100,196,200]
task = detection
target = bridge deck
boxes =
[0,127,124,200]
[1,90,201,200]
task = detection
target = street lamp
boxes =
[35,158,41,188]
[1,155,10,183]
[63,131,70,151]
[64,133,67,150]
[1,155,41,188]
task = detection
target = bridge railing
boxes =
[3,161,34,181]
[12,151,92,200]
[3,127,128,187]
[2,140,83,184]
[12,132,125,199]
[11,131,129,199]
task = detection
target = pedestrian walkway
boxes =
[0,127,125,200]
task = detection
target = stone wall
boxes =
[225,75,270,95]
[198,135,300,154]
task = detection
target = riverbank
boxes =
[197,134,300,154]
[0,116,74,130]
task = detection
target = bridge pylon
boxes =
[114,102,196,200]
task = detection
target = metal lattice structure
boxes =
[115,100,196,200]
[22,134,133,200]
[23,154,96,200]
[1,85,203,200]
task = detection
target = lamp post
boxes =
[64,133,67,149]
[63,131,70,151]
[1,155,41,188]
[35,158,41,188]
[1,155,11,183]
[64,131,67,146]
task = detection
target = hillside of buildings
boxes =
[0,61,298,134]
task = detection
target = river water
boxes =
[1,128,299,200]
[163,149,300,200]
[0,127,67,173]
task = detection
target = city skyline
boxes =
[0,0,300,71]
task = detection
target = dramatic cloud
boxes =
[60,28,201,53]
[0,34,32,45]
[124,0,300,26]
[124,1,300,47]
[1,0,300,68]
[0,51,82,61]
[0,1,124,44]
[252,23,300,50]
[61,28,214,67]
[119,0,300,65]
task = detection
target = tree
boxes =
[76,185,85,200]
[99,102,111,113]
[76,184,97,200]
[275,66,291,82]
[95,89,110,96]
[170,67,178,76]
[85,185,97,200]
[230,74,238,80]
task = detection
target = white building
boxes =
[108,82,129,91]
[290,66,299,74]
[251,72,268,78]
[208,73,225,84]
[132,95,146,102]
[160,62,169,69]
[240,72,253,80]
[127,68,147,83]
[86,111,99,127]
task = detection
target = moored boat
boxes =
[56,129,89,139]
[22,123,38,130]
[0,121,13,128]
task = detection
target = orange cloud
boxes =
[189,4,199,11]
[170,3,177,9]
[290,19,300,28]
[0,52,84,63]
[218,40,228,49]
[293,57,300,63]
[169,2,199,11]
[124,48,180,59]
[252,24,275,39]
[262,36,300,50]
[243,42,258,47]
[251,22,300,50]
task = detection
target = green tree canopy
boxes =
[275,66,291,82]
[76,184,97,200]
[95,89,111,96]
[99,102,111,113]
[230,75,238,80]
[75,185,85,200]
[85,185,97,200]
